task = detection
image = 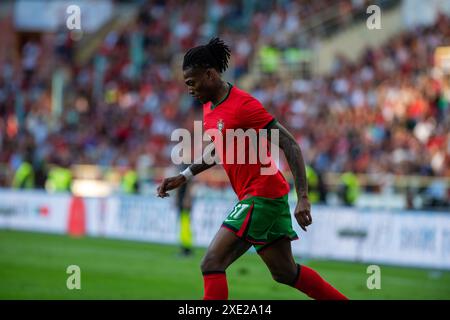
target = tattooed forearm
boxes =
[268,121,308,198]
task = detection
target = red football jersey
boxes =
[203,83,290,200]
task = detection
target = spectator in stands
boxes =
[0,1,448,210]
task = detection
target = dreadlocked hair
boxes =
[182,37,231,73]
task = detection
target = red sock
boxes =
[203,272,228,300]
[293,265,348,300]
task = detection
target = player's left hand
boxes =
[294,196,312,232]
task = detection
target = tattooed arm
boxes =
[267,120,312,231]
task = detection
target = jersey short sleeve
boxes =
[237,97,275,130]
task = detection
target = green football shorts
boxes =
[221,194,299,252]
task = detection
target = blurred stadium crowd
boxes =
[0,0,448,204]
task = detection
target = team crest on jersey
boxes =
[217,119,224,131]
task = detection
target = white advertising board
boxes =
[1,189,449,269]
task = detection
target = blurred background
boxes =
[0,0,449,299]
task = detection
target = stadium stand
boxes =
[0,0,448,210]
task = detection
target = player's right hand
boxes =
[294,196,312,232]
[156,175,186,198]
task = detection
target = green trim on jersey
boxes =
[211,82,233,110]
[221,194,298,251]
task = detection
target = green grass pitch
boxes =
[0,230,449,299]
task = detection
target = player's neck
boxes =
[210,80,230,106]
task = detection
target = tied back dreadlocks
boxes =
[183,38,231,73]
